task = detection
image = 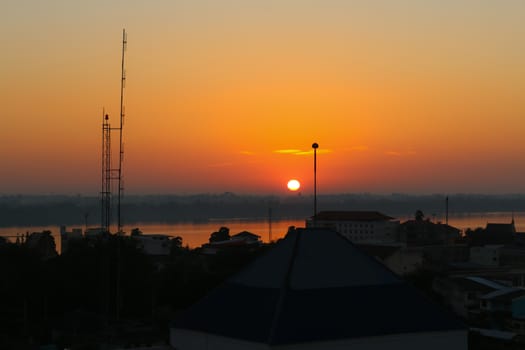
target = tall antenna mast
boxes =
[99,29,128,235]
[117,29,127,234]
[101,111,112,232]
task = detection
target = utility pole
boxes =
[446,196,449,225]
[312,142,319,226]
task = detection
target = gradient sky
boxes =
[1,0,525,195]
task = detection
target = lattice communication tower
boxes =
[100,29,127,234]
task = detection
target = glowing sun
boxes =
[287,179,301,191]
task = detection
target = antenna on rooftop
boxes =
[100,29,127,235]
[312,142,319,226]
[101,111,111,233]
[117,28,127,234]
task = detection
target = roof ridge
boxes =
[266,228,302,344]
[332,230,404,282]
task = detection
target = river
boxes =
[0,212,521,253]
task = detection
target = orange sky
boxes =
[1,0,525,195]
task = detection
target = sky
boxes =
[1,0,525,196]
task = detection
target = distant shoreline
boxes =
[1,193,525,227]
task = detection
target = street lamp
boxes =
[312,142,319,225]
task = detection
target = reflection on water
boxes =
[124,219,306,248]
[0,212,523,253]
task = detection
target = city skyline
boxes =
[2,1,525,195]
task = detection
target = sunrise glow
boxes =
[287,179,301,192]
[1,2,525,195]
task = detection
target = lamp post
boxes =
[312,142,319,225]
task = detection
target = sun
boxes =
[287,179,301,191]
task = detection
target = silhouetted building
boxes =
[423,245,470,269]
[230,230,261,243]
[357,243,423,276]
[486,222,516,235]
[25,231,57,260]
[306,211,399,243]
[399,219,461,246]
[467,221,516,246]
[134,233,171,256]
[433,276,506,320]
[480,287,525,331]
[84,227,106,238]
[200,230,262,255]
[171,227,466,349]
[470,245,504,267]
[60,226,83,254]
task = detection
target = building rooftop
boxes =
[485,222,516,234]
[481,287,525,301]
[231,231,260,239]
[173,227,464,345]
[452,276,506,293]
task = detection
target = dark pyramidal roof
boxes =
[173,227,464,345]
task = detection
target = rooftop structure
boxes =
[486,222,516,235]
[171,227,466,349]
[467,220,516,246]
[399,219,461,246]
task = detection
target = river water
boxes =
[0,212,521,253]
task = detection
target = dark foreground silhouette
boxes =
[0,232,269,349]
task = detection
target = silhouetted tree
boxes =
[24,230,57,260]
[415,210,425,221]
[169,236,186,256]
[131,227,143,236]
[209,227,230,243]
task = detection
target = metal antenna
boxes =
[312,142,319,225]
[101,111,112,233]
[117,29,127,234]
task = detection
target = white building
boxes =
[470,245,504,267]
[306,211,399,243]
[134,234,171,256]
[171,227,467,349]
